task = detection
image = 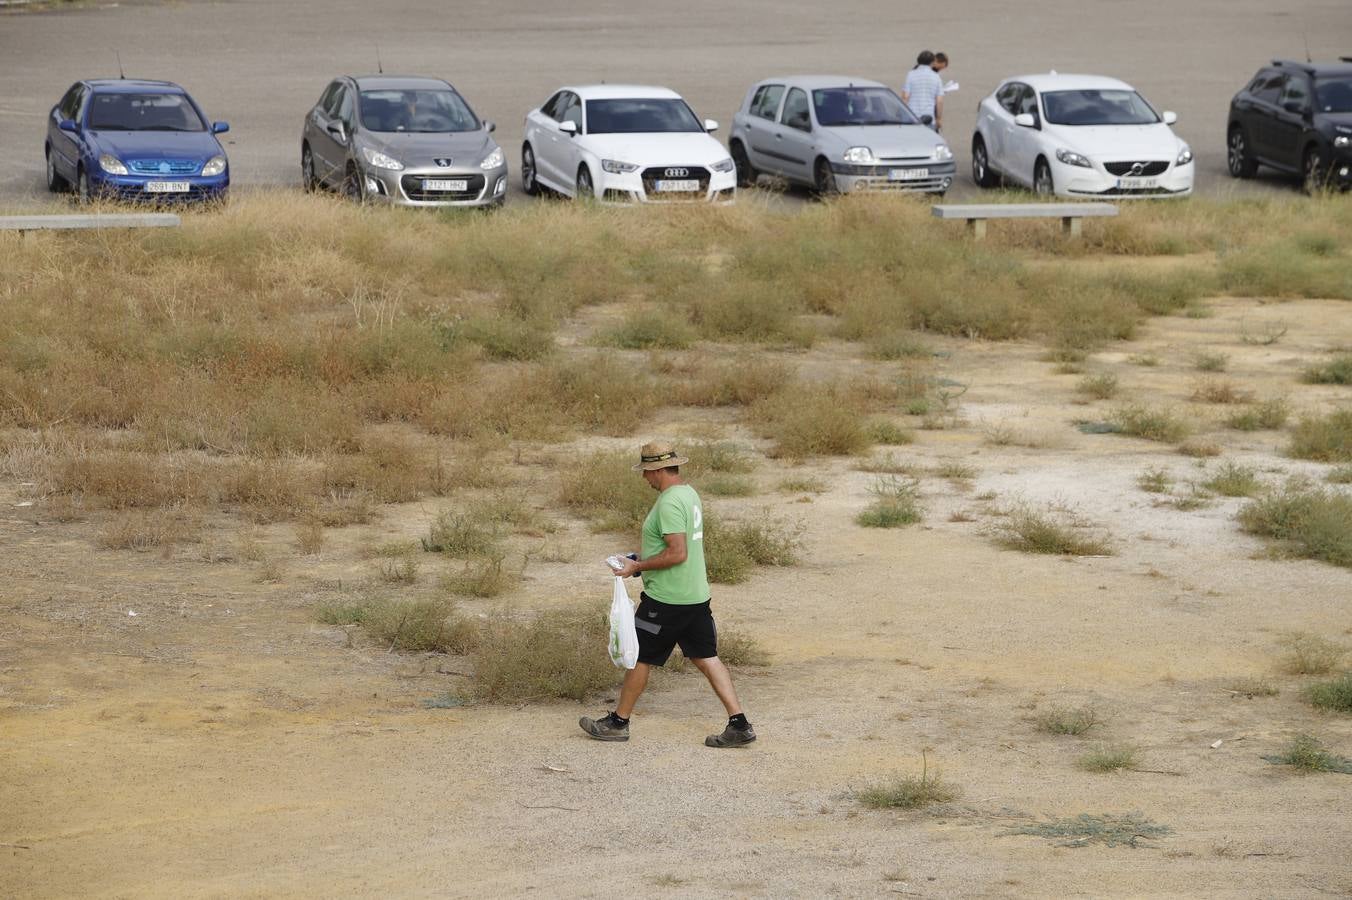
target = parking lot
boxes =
[1,0,1349,206]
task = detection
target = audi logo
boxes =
[663,167,689,178]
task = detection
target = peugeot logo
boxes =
[663,167,689,178]
[434,158,453,167]
[1128,162,1145,176]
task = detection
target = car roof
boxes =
[85,79,185,93]
[1005,73,1135,92]
[350,75,455,91]
[563,85,682,101]
[1269,59,1352,77]
[758,75,890,91]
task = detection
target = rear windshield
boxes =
[812,87,920,126]
[88,93,205,131]
[585,99,703,134]
[359,89,480,133]
[1314,76,1352,113]
[1041,90,1160,126]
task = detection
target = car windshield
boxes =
[1042,90,1160,126]
[584,99,703,134]
[1314,76,1352,113]
[88,92,205,131]
[359,89,480,133]
[812,87,919,126]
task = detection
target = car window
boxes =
[72,85,90,122]
[1251,72,1285,103]
[751,84,785,120]
[359,89,479,133]
[560,93,583,130]
[336,86,354,128]
[58,83,81,120]
[88,92,206,131]
[781,87,810,131]
[1041,89,1159,126]
[319,81,343,117]
[540,91,565,121]
[996,83,1022,114]
[585,98,702,134]
[1016,86,1040,119]
[1314,75,1352,113]
[1278,76,1311,110]
[812,86,918,127]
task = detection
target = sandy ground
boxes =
[2,0,1351,205]
[3,290,1352,898]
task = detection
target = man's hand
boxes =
[615,558,642,578]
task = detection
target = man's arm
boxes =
[935,93,944,129]
[617,533,686,578]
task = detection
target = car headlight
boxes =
[1336,135,1351,149]
[842,146,876,164]
[601,159,640,174]
[710,158,735,173]
[932,144,954,161]
[479,147,504,170]
[1055,148,1092,168]
[98,154,128,175]
[1176,144,1194,166]
[201,155,227,177]
[362,148,404,171]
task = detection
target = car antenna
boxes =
[375,43,383,75]
[116,50,125,79]
[1302,27,1312,64]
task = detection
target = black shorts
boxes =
[634,592,717,666]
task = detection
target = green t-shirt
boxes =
[640,483,709,605]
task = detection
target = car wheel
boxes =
[971,134,997,188]
[301,143,318,192]
[1033,158,1054,196]
[1303,146,1328,195]
[813,157,837,197]
[730,141,757,189]
[343,164,364,202]
[522,144,539,196]
[45,146,68,193]
[1227,126,1256,179]
[77,166,92,203]
[575,164,594,200]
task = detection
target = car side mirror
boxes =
[704,118,719,132]
[789,114,810,131]
[1281,101,1305,115]
[484,120,496,133]
[327,121,347,143]
[559,120,578,136]
[58,119,78,133]
[212,121,230,134]
[1162,110,1178,125]
[1014,113,1036,128]
[920,114,934,126]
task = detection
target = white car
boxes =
[971,73,1194,198]
[521,84,736,203]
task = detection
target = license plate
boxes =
[1117,177,1159,189]
[423,179,468,191]
[144,181,189,193]
[654,179,699,192]
[889,168,929,181]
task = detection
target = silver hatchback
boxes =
[301,75,507,207]
[728,75,955,195]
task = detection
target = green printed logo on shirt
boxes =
[640,484,709,606]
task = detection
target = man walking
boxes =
[903,50,945,132]
[579,441,755,748]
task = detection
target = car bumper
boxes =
[596,167,737,204]
[1054,159,1194,198]
[363,163,509,207]
[89,171,229,202]
[1328,152,1352,187]
[830,160,956,193]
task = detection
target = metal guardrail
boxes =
[0,213,182,233]
[932,202,1117,239]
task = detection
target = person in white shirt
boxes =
[903,50,944,132]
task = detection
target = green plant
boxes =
[421,510,501,557]
[1110,404,1189,443]
[1127,353,1160,367]
[1261,734,1352,773]
[471,604,617,702]
[996,506,1113,556]
[443,553,517,598]
[1238,487,1352,568]
[701,474,756,497]
[1035,705,1102,735]
[363,598,476,653]
[1305,674,1352,714]
[1078,744,1140,772]
[597,307,696,350]
[1203,462,1262,497]
[934,459,977,483]
[752,385,871,458]
[1137,467,1172,493]
[857,753,960,810]
[558,451,656,533]
[1076,372,1119,400]
[704,515,802,584]
[1224,398,1290,431]
[855,452,920,475]
[778,476,828,494]
[1005,813,1171,848]
[1288,411,1352,462]
[1302,354,1352,386]
[1193,351,1229,373]
[715,626,770,667]
[685,441,755,474]
[856,476,923,528]
[867,420,915,445]
[1177,439,1222,458]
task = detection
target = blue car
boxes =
[45,79,230,202]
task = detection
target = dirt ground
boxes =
[3,291,1351,898]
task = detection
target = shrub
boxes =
[422,510,501,557]
[1262,734,1352,773]
[866,330,932,361]
[1238,486,1352,568]
[598,308,696,350]
[1224,398,1290,431]
[1191,379,1253,405]
[1078,744,1140,772]
[996,506,1113,556]
[1203,462,1263,498]
[1006,813,1170,848]
[715,626,771,667]
[1305,674,1352,713]
[704,515,801,584]
[934,459,977,482]
[1328,465,1352,484]
[752,385,871,459]
[685,441,755,474]
[1035,705,1101,735]
[856,476,923,528]
[1278,632,1346,676]
[1193,352,1229,373]
[443,554,516,598]
[676,358,792,407]
[97,505,203,550]
[1177,439,1222,458]
[1110,404,1189,443]
[857,755,960,810]
[558,451,656,533]
[778,476,827,494]
[362,598,477,653]
[701,474,756,497]
[1288,411,1352,461]
[471,605,617,702]
[1076,373,1119,400]
[867,420,915,445]
[1137,467,1172,493]
[1303,354,1352,386]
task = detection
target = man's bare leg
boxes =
[614,663,651,718]
[690,656,742,716]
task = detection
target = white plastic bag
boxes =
[608,575,639,670]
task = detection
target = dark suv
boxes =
[1227,59,1352,192]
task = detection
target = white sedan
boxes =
[971,73,1194,198]
[521,84,736,203]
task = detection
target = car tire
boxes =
[77,166,92,203]
[575,164,594,200]
[1033,158,1054,196]
[343,163,364,202]
[1227,126,1256,179]
[730,141,757,189]
[971,134,997,188]
[522,143,540,196]
[813,157,837,198]
[45,146,68,193]
[1303,145,1328,195]
[301,143,319,192]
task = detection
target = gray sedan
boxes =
[300,75,507,207]
[728,75,955,195]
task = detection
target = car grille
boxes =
[640,166,710,199]
[401,173,485,202]
[1103,160,1169,177]
[127,159,200,175]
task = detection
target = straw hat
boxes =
[632,440,690,472]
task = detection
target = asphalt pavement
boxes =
[1,0,1348,207]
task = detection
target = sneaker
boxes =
[704,723,757,748]
[579,712,630,742]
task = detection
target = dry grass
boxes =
[704,515,802,584]
[1303,354,1352,386]
[1191,379,1254,405]
[1277,633,1347,676]
[1075,373,1119,400]
[857,754,960,810]
[1288,411,1352,462]
[471,604,617,702]
[558,452,656,533]
[1078,744,1141,773]
[1035,705,1102,735]
[1202,462,1263,498]
[995,505,1113,556]
[1224,398,1290,432]
[856,476,924,528]
[1110,405,1190,443]
[1238,486,1352,568]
